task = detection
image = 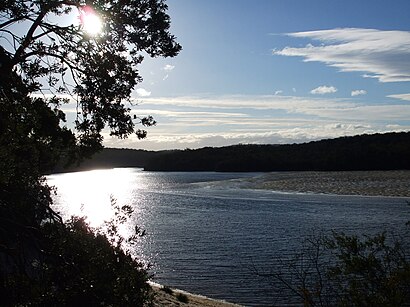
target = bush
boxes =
[1,201,154,306]
[176,292,189,303]
[258,229,410,306]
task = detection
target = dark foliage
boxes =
[2,216,154,306]
[52,147,159,173]
[326,231,410,307]
[1,0,181,150]
[176,292,189,303]
[143,132,410,171]
[257,230,410,307]
[1,0,180,305]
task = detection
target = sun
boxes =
[79,6,103,36]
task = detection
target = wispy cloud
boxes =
[104,123,399,151]
[388,93,410,101]
[140,95,410,118]
[310,85,337,95]
[351,89,367,96]
[273,28,410,82]
[163,64,175,71]
[136,88,152,97]
[51,92,409,150]
[274,90,283,95]
[161,64,175,81]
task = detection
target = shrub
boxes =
[176,292,189,303]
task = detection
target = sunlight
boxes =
[48,169,136,226]
[79,5,103,36]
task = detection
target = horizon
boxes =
[38,0,410,150]
[104,130,407,152]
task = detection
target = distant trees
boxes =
[143,132,410,171]
[1,0,180,304]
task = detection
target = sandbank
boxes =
[240,170,410,197]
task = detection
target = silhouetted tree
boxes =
[0,0,180,304]
[1,0,180,151]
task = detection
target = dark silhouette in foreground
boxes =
[1,0,180,305]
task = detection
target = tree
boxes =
[0,0,180,304]
[1,0,181,152]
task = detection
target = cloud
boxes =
[136,88,151,97]
[137,94,410,122]
[274,90,283,95]
[103,123,383,151]
[73,93,410,151]
[388,93,410,101]
[351,89,367,96]
[161,64,175,81]
[273,28,410,82]
[163,64,175,71]
[310,85,337,95]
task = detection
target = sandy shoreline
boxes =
[239,170,410,198]
[150,282,243,307]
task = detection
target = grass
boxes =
[160,285,189,304]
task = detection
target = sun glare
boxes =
[48,169,136,226]
[80,6,103,36]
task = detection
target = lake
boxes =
[47,168,409,306]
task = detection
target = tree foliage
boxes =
[2,198,154,306]
[326,231,410,306]
[1,0,181,150]
[0,0,180,304]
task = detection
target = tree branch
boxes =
[21,50,85,75]
[0,16,25,29]
[11,9,48,68]
[10,1,82,69]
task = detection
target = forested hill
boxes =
[144,132,410,172]
[52,148,158,173]
[53,132,410,173]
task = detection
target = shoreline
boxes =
[150,282,243,307]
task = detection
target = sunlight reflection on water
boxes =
[47,168,140,226]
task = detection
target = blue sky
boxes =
[95,1,410,149]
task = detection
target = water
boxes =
[47,168,409,306]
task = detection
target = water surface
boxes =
[48,168,409,306]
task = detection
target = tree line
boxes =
[66,132,410,172]
[144,132,410,171]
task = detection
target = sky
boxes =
[110,0,410,150]
[31,1,410,150]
